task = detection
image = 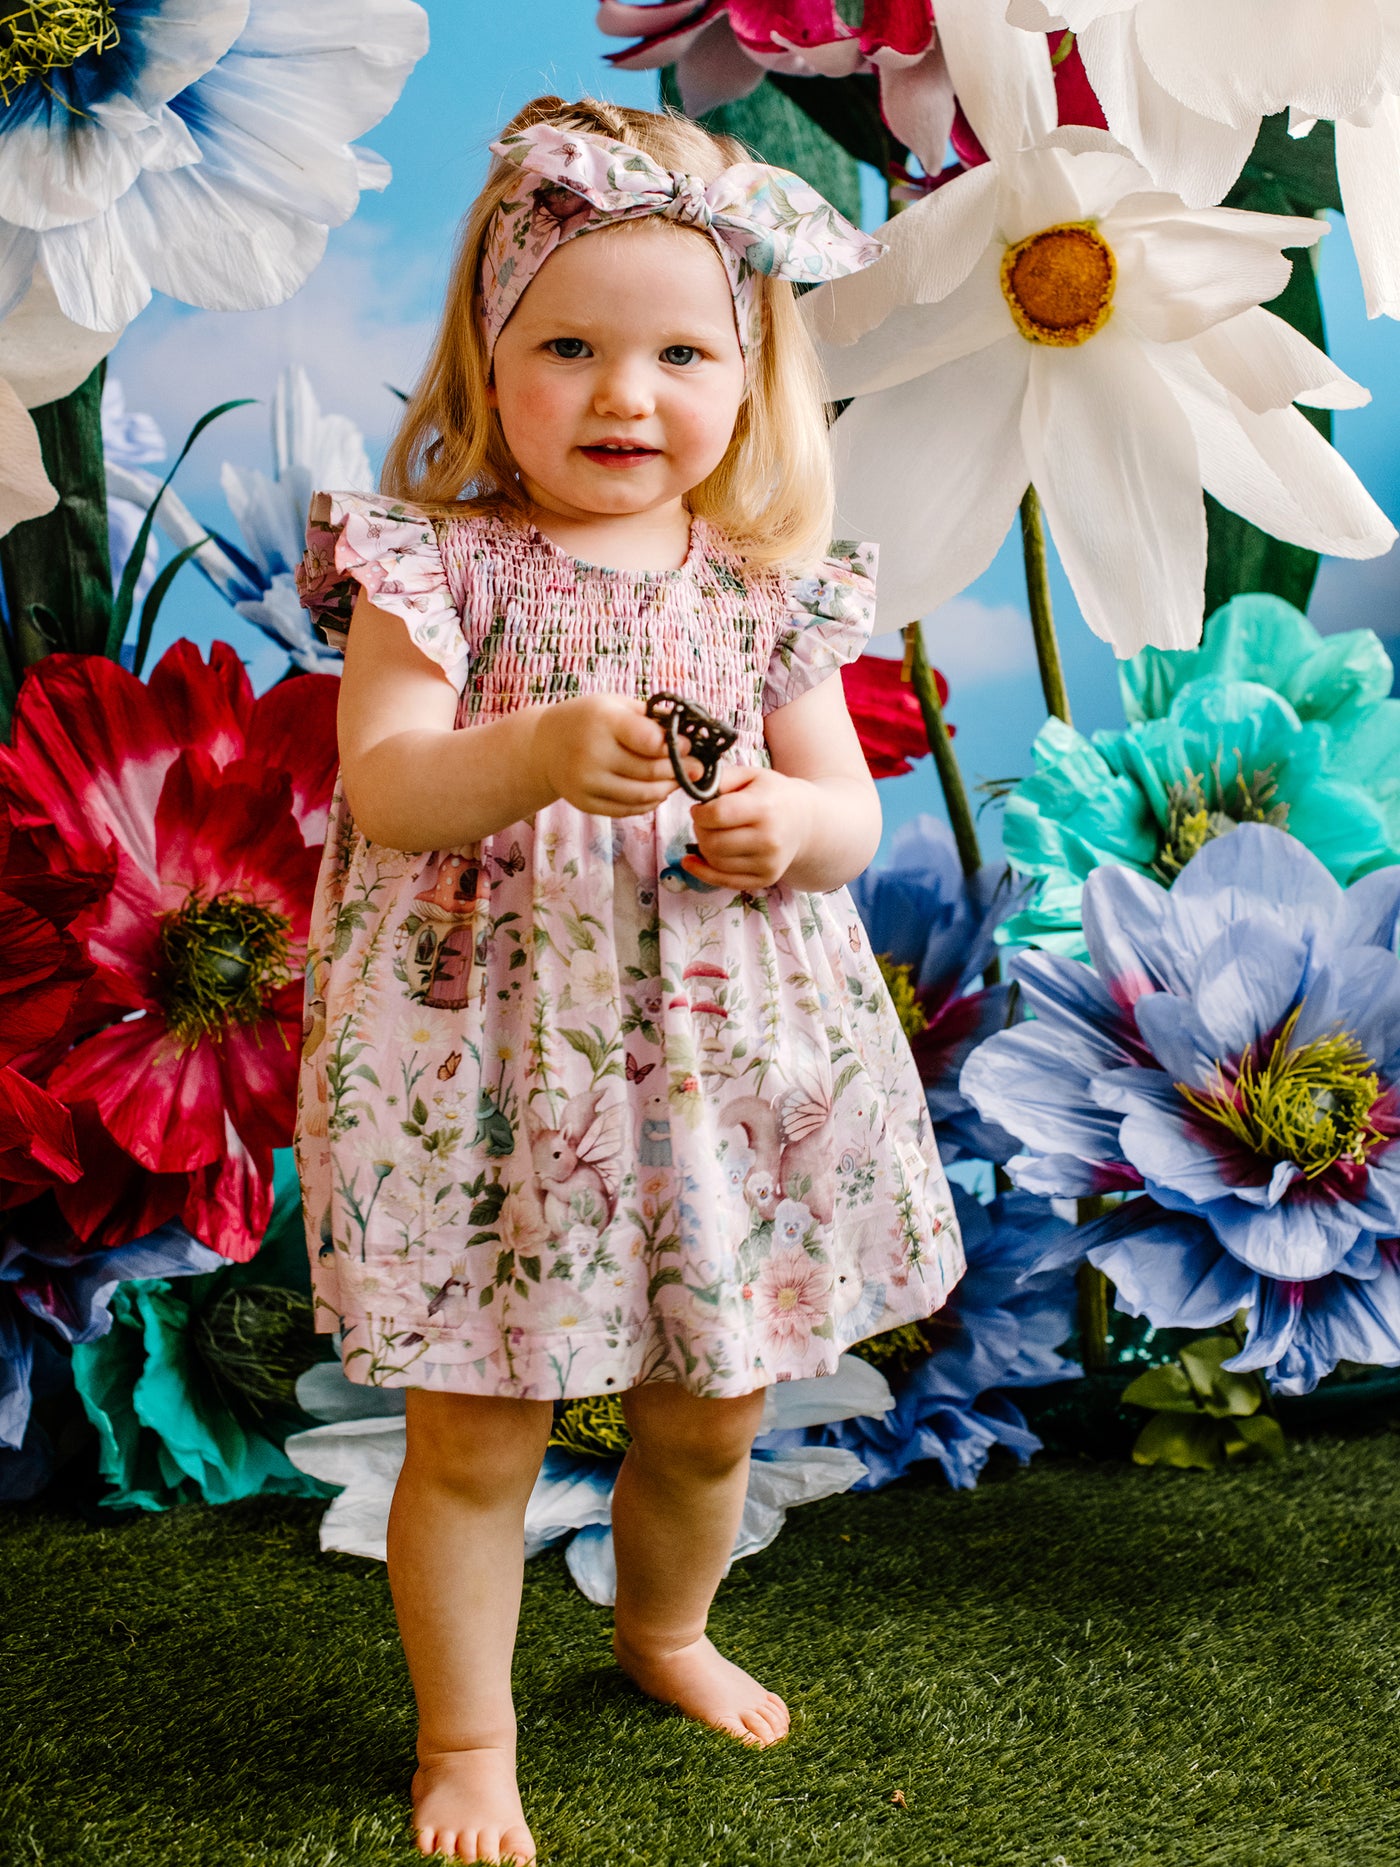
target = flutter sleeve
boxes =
[295,490,471,694]
[762,540,879,714]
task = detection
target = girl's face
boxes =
[487,221,747,524]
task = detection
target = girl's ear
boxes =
[485,370,498,410]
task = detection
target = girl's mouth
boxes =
[580,443,660,468]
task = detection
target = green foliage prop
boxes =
[1123,1332,1286,1470]
[1207,115,1344,615]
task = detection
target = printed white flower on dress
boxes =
[0,272,121,535]
[1,0,429,333]
[803,133,1396,656]
[1009,0,1400,318]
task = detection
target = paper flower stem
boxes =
[903,620,982,878]
[1076,1193,1111,1373]
[1019,486,1071,726]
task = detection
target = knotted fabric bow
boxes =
[481,122,885,361]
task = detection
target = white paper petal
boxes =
[0,222,40,323]
[0,271,121,405]
[1158,339,1399,559]
[877,48,955,173]
[758,1352,895,1431]
[0,378,57,536]
[802,160,1000,350]
[523,1457,614,1561]
[563,1447,868,1607]
[1111,211,1301,342]
[113,165,329,313]
[933,0,1057,158]
[1133,0,1382,127]
[811,246,1007,399]
[1336,103,1400,321]
[831,339,1031,631]
[295,1358,405,1421]
[1190,306,1371,413]
[283,1416,406,1562]
[1078,16,1256,208]
[40,204,155,329]
[1022,329,1207,653]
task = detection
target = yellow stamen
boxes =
[1001,223,1116,348]
[0,2,119,107]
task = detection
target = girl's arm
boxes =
[338,589,689,850]
[683,673,881,894]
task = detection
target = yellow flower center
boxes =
[1000,223,1116,347]
[0,1,119,106]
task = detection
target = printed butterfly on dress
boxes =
[438,1051,462,1081]
[487,841,525,877]
[625,1052,656,1083]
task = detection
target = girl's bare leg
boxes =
[386,1389,554,1864]
[610,1384,789,1747]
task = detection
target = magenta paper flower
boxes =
[598,0,1057,171]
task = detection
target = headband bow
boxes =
[481,122,885,360]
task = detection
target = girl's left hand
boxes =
[681,766,811,891]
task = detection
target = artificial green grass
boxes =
[8,1432,1400,1867]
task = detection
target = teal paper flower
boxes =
[1002,596,1400,955]
[70,1157,334,1510]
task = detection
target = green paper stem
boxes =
[904,620,981,879]
[1074,1188,1111,1373]
[1020,486,1071,727]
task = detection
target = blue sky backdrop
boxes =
[110,1,1400,861]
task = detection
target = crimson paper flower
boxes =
[0,807,110,1196]
[841,653,945,780]
[0,643,339,1261]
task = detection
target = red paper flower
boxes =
[841,654,949,780]
[0,643,339,1261]
[0,809,110,1196]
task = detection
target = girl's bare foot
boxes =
[613,1629,790,1747]
[412,1746,537,1864]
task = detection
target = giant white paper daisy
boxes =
[802,134,1396,657]
[0,0,428,333]
[1009,0,1400,318]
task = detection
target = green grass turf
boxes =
[7,1432,1400,1867]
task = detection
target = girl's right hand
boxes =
[533,695,696,817]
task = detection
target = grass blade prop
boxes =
[105,399,255,661]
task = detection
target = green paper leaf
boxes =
[1206,114,1339,615]
[0,363,113,678]
[1121,1362,1198,1412]
[1132,1410,1231,1470]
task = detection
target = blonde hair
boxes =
[380,94,835,573]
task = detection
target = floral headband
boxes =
[481,122,885,362]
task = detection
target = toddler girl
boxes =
[295,94,964,1866]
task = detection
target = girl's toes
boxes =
[502,1827,538,1865]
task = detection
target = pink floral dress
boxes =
[294,492,963,1399]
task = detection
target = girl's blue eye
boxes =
[547,338,589,358]
[661,345,699,366]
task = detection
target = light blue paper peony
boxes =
[963,827,1400,1395]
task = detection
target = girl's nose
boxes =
[593,362,655,420]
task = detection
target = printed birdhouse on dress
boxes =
[395,850,489,1011]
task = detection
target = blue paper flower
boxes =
[0,1219,221,1500]
[2,0,428,332]
[802,1188,1081,1490]
[849,815,1030,1161]
[103,367,357,674]
[1001,596,1400,955]
[962,826,1400,1395]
